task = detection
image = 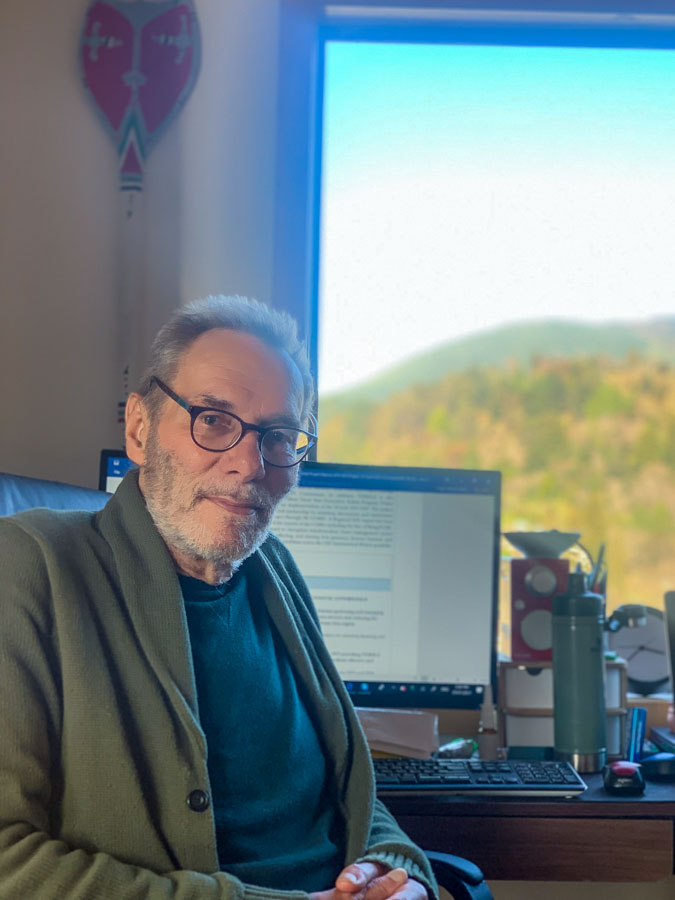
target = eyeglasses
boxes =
[149,376,317,468]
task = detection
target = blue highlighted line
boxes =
[305,576,392,592]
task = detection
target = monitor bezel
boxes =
[98,449,133,492]
[665,591,675,697]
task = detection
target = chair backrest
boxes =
[0,472,109,517]
[426,850,494,900]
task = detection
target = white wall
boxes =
[0,0,285,487]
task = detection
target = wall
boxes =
[0,0,284,487]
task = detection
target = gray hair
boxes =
[137,295,315,424]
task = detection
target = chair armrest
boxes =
[424,850,493,900]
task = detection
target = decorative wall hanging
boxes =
[79,0,201,432]
[80,0,201,192]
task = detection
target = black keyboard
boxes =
[373,757,587,797]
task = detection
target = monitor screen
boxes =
[99,450,136,493]
[271,461,501,709]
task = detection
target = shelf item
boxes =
[498,659,627,759]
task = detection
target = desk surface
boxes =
[385,774,675,882]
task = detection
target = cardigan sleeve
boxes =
[356,799,438,900]
[0,518,310,900]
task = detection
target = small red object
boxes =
[611,761,640,776]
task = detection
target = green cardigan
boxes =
[0,471,436,899]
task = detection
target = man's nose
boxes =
[221,429,266,480]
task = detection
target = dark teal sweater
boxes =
[181,571,343,892]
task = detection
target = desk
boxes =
[385,775,675,882]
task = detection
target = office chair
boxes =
[0,471,108,516]
[425,851,493,900]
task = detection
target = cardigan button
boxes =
[186,789,210,812]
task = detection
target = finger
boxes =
[309,889,365,900]
[385,878,429,900]
[361,868,409,900]
[335,862,386,892]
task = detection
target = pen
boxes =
[591,542,605,593]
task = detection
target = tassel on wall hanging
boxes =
[79,0,201,432]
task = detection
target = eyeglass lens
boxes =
[192,409,310,466]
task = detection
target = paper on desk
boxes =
[356,707,439,759]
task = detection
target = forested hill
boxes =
[321,317,675,409]
[317,332,675,608]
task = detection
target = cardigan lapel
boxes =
[96,471,203,742]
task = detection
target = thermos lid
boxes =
[553,571,603,616]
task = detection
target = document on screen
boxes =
[271,484,494,687]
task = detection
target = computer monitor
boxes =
[271,461,501,710]
[99,450,136,493]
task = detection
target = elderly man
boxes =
[0,296,436,900]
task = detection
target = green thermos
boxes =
[552,571,606,773]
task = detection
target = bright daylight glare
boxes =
[319,41,675,394]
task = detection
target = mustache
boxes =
[193,484,276,512]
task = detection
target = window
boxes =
[312,10,675,643]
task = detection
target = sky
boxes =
[318,41,675,395]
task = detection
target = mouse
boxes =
[602,760,646,795]
[640,752,675,781]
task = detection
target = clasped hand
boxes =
[309,861,427,900]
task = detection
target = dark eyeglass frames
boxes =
[149,376,317,468]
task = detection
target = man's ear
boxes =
[125,393,150,465]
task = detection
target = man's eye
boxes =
[197,412,235,431]
[267,429,295,446]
